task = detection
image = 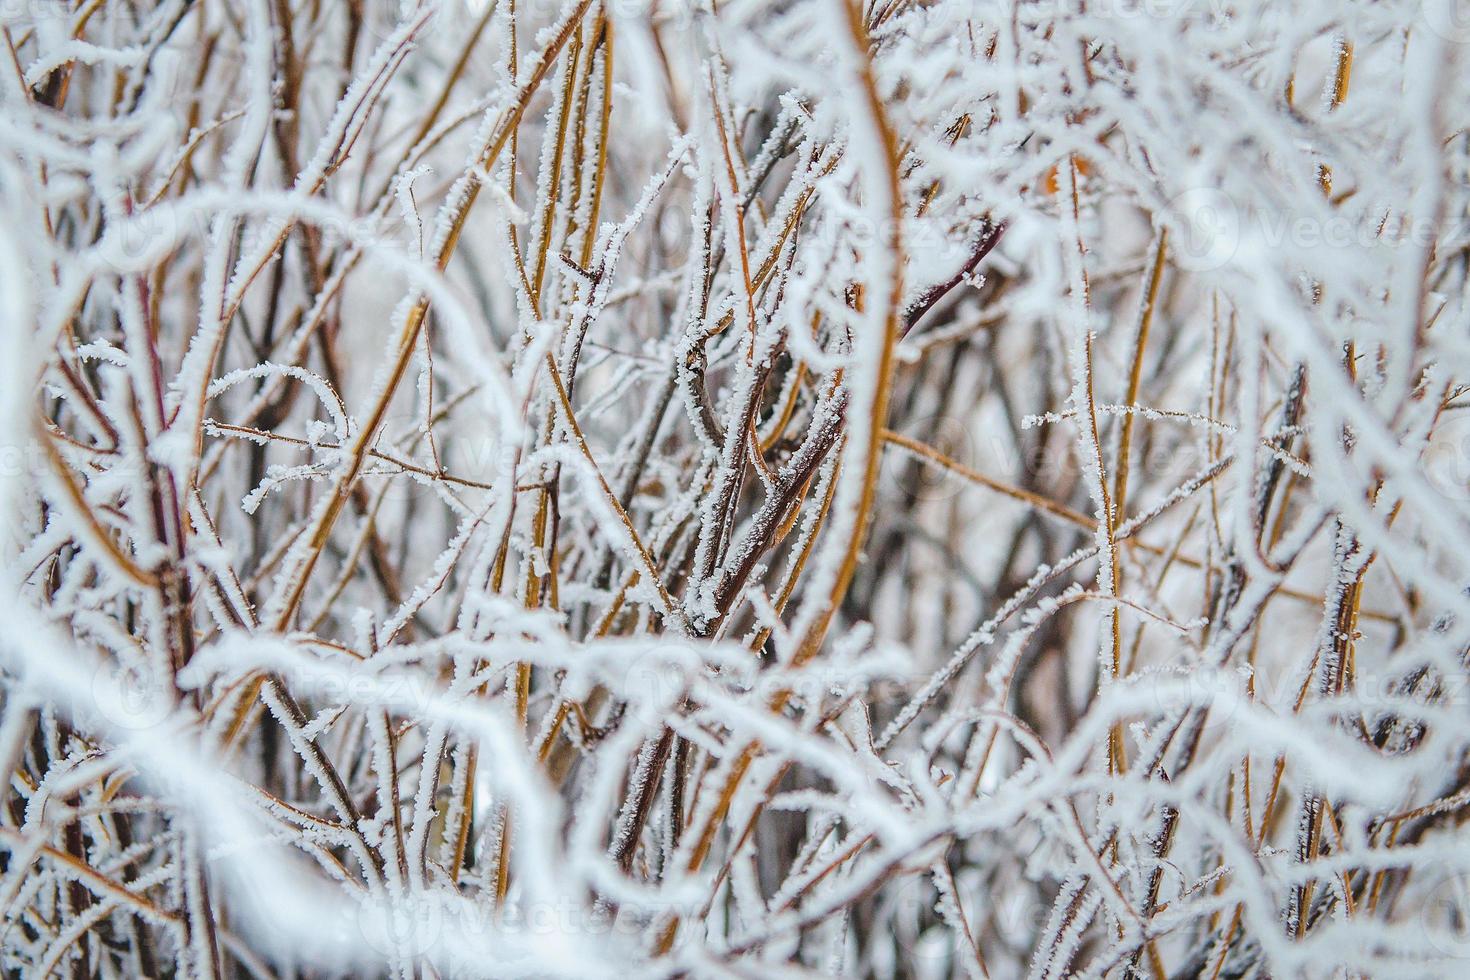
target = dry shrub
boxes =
[1,0,1469,976]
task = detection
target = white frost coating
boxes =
[4,0,1470,977]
